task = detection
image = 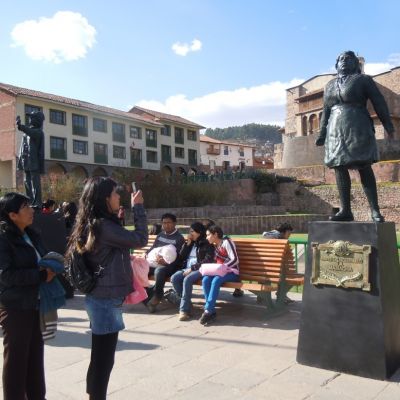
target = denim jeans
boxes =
[202,272,240,314]
[149,264,177,300]
[171,269,202,313]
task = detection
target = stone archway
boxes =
[47,163,66,177]
[161,165,173,178]
[188,168,197,176]
[70,165,88,180]
[92,167,108,177]
[302,116,308,136]
[309,114,318,134]
[175,166,187,176]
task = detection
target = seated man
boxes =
[262,222,293,240]
[145,213,185,312]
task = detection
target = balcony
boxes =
[131,158,142,168]
[207,147,220,155]
[162,154,171,163]
[188,157,197,166]
[50,148,67,160]
[72,125,88,136]
[94,154,108,164]
[146,139,157,148]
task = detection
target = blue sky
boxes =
[1,0,399,128]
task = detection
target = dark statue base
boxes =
[297,221,400,380]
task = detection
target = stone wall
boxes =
[276,182,400,226]
[272,159,400,185]
[147,214,328,235]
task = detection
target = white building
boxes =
[199,135,254,172]
[0,83,204,188]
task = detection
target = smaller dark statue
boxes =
[16,111,45,207]
[316,51,395,222]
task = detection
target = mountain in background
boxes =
[204,123,283,145]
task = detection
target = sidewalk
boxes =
[1,287,400,399]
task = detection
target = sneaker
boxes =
[232,288,244,297]
[164,289,181,305]
[284,295,295,304]
[147,296,160,313]
[199,311,217,325]
[178,311,191,321]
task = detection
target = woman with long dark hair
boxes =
[0,192,56,400]
[66,177,148,400]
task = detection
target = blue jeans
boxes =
[171,269,202,313]
[202,272,240,314]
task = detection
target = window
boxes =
[24,104,42,124]
[50,136,67,160]
[130,148,142,167]
[130,126,142,139]
[175,127,184,144]
[113,145,126,159]
[93,118,107,133]
[146,150,158,163]
[72,114,88,136]
[223,161,230,170]
[175,147,184,159]
[224,145,229,155]
[161,125,171,136]
[146,129,157,147]
[73,140,88,155]
[94,143,108,164]
[187,129,197,141]
[50,109,66,125]
[161,145,171,163]
[239,147,244,157]
[188,149,197,166]
[112,122,125,142]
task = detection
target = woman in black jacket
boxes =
[0,192,56,400]
[169,222,215,321]
[66,177,148,400]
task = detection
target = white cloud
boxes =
[364,53,400,75]
[10,11,96,63]
[172,39,202,56]
[136,78,303,128]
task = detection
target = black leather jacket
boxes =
[0,224,47,310]
[178,237,215,271]
[86,204,148,298]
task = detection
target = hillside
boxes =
[204,123,282,144]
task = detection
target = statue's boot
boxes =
[359,166,384,222]
[330,167,354,222]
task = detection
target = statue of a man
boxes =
[16,111,45,207]
[316,51,395,222]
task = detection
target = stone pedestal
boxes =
[297,221,400,380]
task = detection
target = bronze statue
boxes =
[16,111,45,207]
[316,51,395,222]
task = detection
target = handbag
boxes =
[199,263,231,277]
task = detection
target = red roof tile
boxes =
[129,106,205,129]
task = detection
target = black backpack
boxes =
[67,251,104,294]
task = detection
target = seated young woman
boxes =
[200,225,240,325]
[169,222,215,321]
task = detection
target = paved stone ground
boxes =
[1,286,400,399]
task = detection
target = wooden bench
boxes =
[133,235,304,316]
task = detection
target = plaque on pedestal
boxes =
[297,221,400,380]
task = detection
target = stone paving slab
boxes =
[1,286,399,399]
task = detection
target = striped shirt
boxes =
[215,236,239,271]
